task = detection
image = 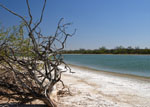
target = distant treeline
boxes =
[62,46,150,54]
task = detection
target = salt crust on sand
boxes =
[1,65,150,107]
[58,65,150,107]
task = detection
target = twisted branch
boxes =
[0,1,75,107]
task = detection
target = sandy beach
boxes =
[57,65,150,107]
[1,64,150,107]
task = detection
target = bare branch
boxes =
[26,0,33,26]
[0,1,74,106]
[0,3,28,26]
[32,0,47,32]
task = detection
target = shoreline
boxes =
[58,64,150,107]
[68,64,150,81]
[1,64,150,106]
[63,54,150,78]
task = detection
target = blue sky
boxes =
[0,0,150,49]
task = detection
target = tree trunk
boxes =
[42,98,57,107]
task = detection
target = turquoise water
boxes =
[63,54,150,77]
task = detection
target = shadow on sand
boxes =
[0,104,48,107]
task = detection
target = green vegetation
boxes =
[0,0,73,105]
[62,46,150,54]
[0,23,37,58]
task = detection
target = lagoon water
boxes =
[63,54,150,77]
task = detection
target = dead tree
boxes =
[0,0,75,106]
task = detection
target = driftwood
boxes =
[0,0,75,106]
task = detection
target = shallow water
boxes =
[63,54,150,77]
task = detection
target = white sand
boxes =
[1,64,150,107]
[58,65,150,107]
